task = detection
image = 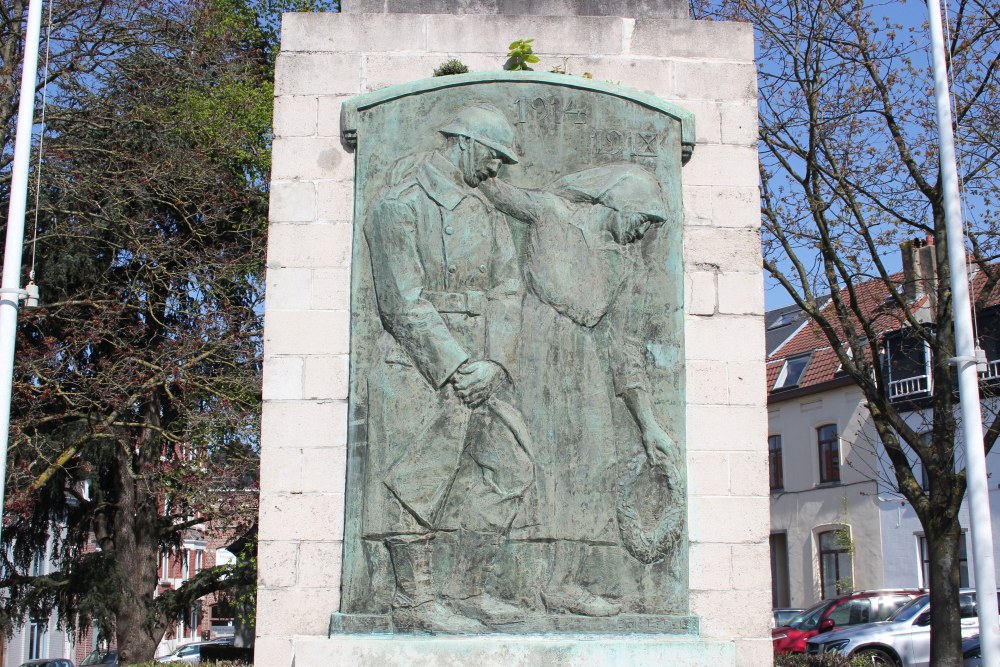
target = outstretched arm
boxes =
[479,178,561,223]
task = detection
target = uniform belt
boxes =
[423,290,485,315]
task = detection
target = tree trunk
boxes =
[926,516,964,667]
[111,429,166,665]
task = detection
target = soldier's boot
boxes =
[541,540,621,617]
[386,537,486,633]
[445,531,524,626]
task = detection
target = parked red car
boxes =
[772,589,923,654]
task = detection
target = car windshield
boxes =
[80,650,116,665]
[888,595,929,623]
[789,600,834,630]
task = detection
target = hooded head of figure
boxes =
[549,164,667,244]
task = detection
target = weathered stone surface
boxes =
[294,635,734,667]
[342,0,689,19]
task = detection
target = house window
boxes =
[979,309,1000,381]
[769,435,784,490]
[775,354,811,390]
[818,424,840,483]
[28,618,47,659]
[819,529,853,599]
[919,534,968,588]
[885,329,932,399]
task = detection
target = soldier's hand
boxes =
[452,360,505,407]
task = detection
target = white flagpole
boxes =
[926,0,1000,664]
[0,0,45,543]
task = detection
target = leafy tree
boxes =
[696,0,1000,664]
[0,0,334,662]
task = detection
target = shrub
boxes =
[775,653,872,667]
[433,59,470,76]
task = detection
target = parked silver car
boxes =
[806,590,993,667]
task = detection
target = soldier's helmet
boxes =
[439,104,519,164]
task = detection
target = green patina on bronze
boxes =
[338,71,693,635]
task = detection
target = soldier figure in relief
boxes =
[363,104,533,632]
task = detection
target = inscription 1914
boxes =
[513,95,589,125]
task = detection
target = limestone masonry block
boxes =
[688,496,769,544]
[725,361,767,406]
[316,95,352,137]
[299,447,348,494]
[261,400,349,451]
[294,635,737,666]
[692,589,771,638]
[688,451,731,496]
[688,542,733,591]
[274,95,318,138]
[684,271,717,316]
[709,186,761,228]
[275,53,363,97]
[282,12,428,53]
[250,636,292,667]
[264,309,350,356]
[303,354,350,400]
[685,226,762,272]
[261,356,304,401]
[341,0,691,19]
[364,53,469,92]
[680,100,722,145]
[681,144,759,188]
[730,543,772,591]
[311,267,352,311]
[256,586,342,637]
[681,185,713,226]
[736,639,776,667]
[260,493,346,542]
[557,57,667,98]
[425,14,624,55]
[685,315,765,363]
[316,180,355,222]
[629,20,754,61]
[265,267,313,311]
[718,271,765,316]
[269,180,316,223]
[720,102,759,147]
[671,61,757,103]
[686,404,768,452]
[298,541,346,588]
[258,446,303,495]
[258,541,299,588]
[267,222,353,269]
[728,453,768,498]
[272,136,351,181]
[685,360,729,404]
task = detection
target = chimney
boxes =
[900,237,937,310]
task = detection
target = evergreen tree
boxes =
[1,0,335,662]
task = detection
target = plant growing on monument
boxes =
[696,0,1000,665]
[504,38,540,71]
[433,58,470,76]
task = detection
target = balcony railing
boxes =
[980,359,1000,382]
[888,374,931,400]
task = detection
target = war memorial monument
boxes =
[256,1,770,664]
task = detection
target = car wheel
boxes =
[852,647,899,667]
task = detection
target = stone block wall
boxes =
[258,10,769,666]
